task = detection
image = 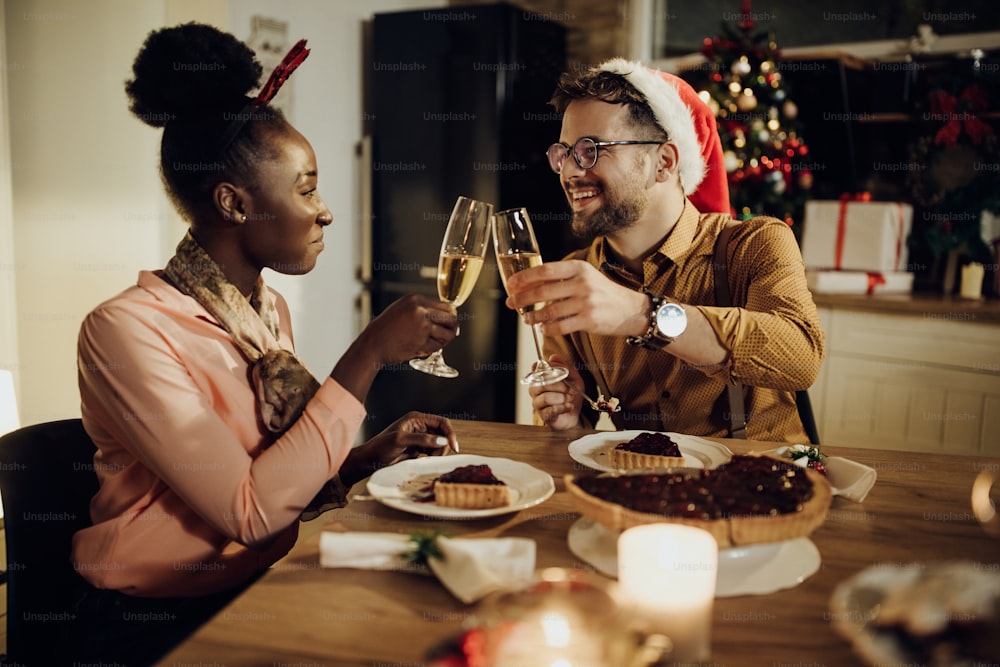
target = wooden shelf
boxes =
[812,291,1000,324]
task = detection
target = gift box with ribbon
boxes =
[801,195,913,274]
[806,269,914,295]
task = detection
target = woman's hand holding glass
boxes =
[409,196,493,378]
[492,208,569,386]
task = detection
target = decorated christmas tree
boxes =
[698,1,813,235]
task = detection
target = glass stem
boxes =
[530,322,548,367]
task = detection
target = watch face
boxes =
[655,303,687,339]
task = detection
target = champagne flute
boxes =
[409,196,493,378]
[492,207,570,386]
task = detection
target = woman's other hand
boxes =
[339,411,457,486]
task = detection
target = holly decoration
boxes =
[782,444,827,476]
[698,0,812,238]
[404,529,445,567]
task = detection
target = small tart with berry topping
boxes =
[433,464,511,509]
[608,432,685,470]
[565,453,832,547]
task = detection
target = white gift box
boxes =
[801,200,912,273]
[806,269,914,295]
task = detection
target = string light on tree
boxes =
[697,0,813,236]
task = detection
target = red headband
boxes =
[213,39,310,153]
[253,39,310,106]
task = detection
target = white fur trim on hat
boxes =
[595,58,706,195]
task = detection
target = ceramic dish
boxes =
[366,454,555,519]
[567,517,821,597]
[829,561,1000,666]
[568,430,733,473]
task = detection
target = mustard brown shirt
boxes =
[544,200,825,442]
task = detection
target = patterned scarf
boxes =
[163,232,346,520]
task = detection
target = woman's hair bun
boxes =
[126,22,263,128]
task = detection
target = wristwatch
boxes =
[626,293,687,349]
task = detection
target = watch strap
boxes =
[626,291,669,349]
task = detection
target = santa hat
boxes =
[595,58,707,197]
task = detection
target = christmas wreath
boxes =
[908,81,1000,260]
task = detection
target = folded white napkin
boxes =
[319,531,536,604]
[769,445,878,503]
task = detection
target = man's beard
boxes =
[568,177,650,242]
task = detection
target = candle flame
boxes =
[541,612,571,648]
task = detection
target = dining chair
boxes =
[0,418,99,664]
[796,390,821,445]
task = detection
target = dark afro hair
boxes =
[126,22,262,127]
[126,22,289,223]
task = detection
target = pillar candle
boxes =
[960,262,985,299]
[618,524,718,662]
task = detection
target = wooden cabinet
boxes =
[811,295,1000,455]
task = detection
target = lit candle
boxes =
[490,607,603,667]
[481,568,628,667]
[618,524,718,662]
[960,262,985,299]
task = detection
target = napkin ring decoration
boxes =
[404,530,446,568]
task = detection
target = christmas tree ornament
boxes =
[736,90,758,111]
[724,150,740,173]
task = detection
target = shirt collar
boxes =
[137,269,217,321]
[590,198,703,285]
[654,198,701,267]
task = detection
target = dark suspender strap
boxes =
[713,220,747,439]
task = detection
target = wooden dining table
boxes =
[157,419,1000,667]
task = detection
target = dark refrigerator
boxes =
[361,3,570,438]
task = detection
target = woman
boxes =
[72,23,458,665]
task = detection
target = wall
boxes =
[2,0,442,426]
[0,1,19,417]
[5,0,173,425]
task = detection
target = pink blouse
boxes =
[73,270,365,597]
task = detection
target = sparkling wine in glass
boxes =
[492,207,570,386]
[409,196,493,378]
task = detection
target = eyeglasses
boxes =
[546,137,664,173]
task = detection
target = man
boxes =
[504,58,824,442]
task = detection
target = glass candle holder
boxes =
[476,567,671,667]
[973,469,1000,537]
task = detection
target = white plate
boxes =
[829,561,1000,666]
[366,454,555,519]
[567,517,821,597]
[568,430,733,473]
